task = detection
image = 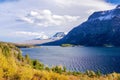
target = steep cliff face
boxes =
[60,5,120,46]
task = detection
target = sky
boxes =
[0,0,119,42]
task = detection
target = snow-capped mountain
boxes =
[42,5,120,46]
[34,32,66,40]
[51,32,66,40]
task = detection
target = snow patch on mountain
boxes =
[98,14,113,20]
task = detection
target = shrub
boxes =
[17,52,23,61]
[32,60,44,70]
[25,54,31,64]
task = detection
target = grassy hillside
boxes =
[0,42,120,80]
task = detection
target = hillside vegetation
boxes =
[0,42,120,80]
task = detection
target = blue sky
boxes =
[0,0,118,42]
[106,0,120,4]
[0,0,18,3]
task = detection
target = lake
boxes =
[21,46,120,74]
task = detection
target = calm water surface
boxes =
[21,46,120,74]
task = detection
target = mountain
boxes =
[51,32,66,40]
[34,32,66,40]
[42,5,120,46]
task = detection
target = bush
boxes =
[96,70,101,77]
[32,60,44,70]
[17,53,23,61]
[25,54,31,64]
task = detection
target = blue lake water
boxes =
[21,46,120,74]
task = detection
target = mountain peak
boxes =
[51,32,66,40]
[116,5,120,9]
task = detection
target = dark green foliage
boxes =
[17,53,23,61]
[51,66,66,74]
[73,72,81,76]
[96,70,101,77]
[2,46,10,57]
[25,54,31,64]
[67,71,81,76]
[32,60,44,70]
[45,66,50,71]
[52,66,61,74]
[72,71,78,76]
[63,66,66,72]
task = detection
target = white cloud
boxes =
[15,31,49,39]
[15,31,43,36]
[15,31,50,39]
[19,9,80,27]
[52,0,114,10]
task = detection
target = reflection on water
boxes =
[21,46,120,74]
